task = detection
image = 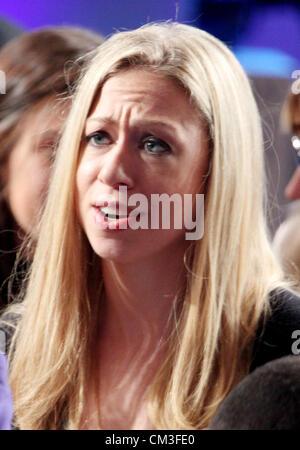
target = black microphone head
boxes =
[209,356,300,430]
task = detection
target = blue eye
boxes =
[142,136,171,155]
[85,131,111,146]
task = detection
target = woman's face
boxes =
[76,69,209,263]
[6,99,67,235]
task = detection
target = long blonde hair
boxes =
[6,22,284,429]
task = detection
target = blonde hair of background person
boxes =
[4,22,288,430]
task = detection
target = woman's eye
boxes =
[37,141,57,162]
[85,131,111,146]
[142,136,171,155]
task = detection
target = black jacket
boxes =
[251,289,300,371]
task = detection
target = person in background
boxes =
[0,27,104,310]
[273,88,300,293]
[2,22,300,430]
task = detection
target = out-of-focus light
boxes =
[292,135,300,152]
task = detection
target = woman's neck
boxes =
[84,245,188,430]
[100,244,187,350]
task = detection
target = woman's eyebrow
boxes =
[86,116,181,137]
[34,129,62,143]
[86,116,117,127]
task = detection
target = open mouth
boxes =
[99,206,140,221]
[100,207,128,220]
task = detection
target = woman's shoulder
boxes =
[250,289,300,371]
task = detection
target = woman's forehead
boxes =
[88,69,197,125]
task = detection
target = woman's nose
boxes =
[97,140,135,189]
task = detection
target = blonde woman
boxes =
[2,22,300,430]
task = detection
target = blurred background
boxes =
[0,0,299,233]
[1,0,299,77]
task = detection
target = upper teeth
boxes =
[100,207,128,218]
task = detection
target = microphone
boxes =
[209,355,300,430]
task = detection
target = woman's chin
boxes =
[90,241,138,264]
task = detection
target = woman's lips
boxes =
[100,206,128,219]
[92,206,140,231]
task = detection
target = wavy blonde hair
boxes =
[5,22,285,429]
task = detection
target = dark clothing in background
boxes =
[209,355,300,430]
[251,289,300,371]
